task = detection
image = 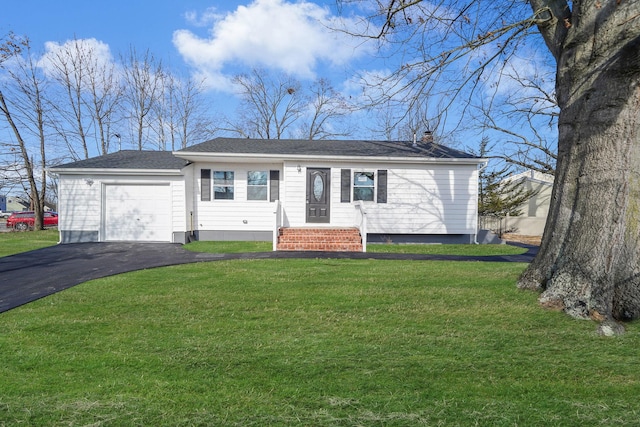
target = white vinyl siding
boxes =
[171,175,188,234]
[365,166,478,234]
[195,163,281,232]
[282,163,478,234]
[57,176,102,231]
[280,162,312,227]
[56,173,186,243]
[178,166,192,233]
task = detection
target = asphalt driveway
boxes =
[0,242,537,314]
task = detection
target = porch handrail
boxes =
[272,200,282,251]
[353,200,367,253]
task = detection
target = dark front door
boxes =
[306,168,330,223]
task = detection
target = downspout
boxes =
[188,211,194,243]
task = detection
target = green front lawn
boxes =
[183,240,528,256]
[184,240,273,253]
[0,231,526,257]
[0,229,59,257]
[367,242,527,255]
[1,258,639,425]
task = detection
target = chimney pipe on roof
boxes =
[422,130,433,143]
[413,133,417,147]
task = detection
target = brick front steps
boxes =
[276,227,363,252]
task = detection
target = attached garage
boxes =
[103,184,172,242]
[50,151,191,244]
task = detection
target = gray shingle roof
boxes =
[52,150,191,170]
[51,138,479,171]
[178,137,478,159]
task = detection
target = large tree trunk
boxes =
[519,0,640,333]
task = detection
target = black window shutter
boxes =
[341,169,351,202]
[377,170,387,203]
[270,170,280,202]
[201,169,211,201]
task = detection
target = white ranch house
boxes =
[50,137,486,251]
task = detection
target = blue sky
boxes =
[2,0,557,161]
[3,0,378,92]
[4,0,203,56]
[2,0,396,151]
[4,1,251,59]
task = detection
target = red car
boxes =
[6,211,58,231]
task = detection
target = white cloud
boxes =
[39,38,115,78]
[173,0,376,91]
[184,7,222,27]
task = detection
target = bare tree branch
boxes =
[0,40,48,228]
[231,69,304,139]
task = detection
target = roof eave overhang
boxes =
[175,151,486,165]
[47,168,185,176]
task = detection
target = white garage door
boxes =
[104,184,171,242]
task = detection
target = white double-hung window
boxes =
[353,171,375,201]
[213,171,235,200]
[247,171,268,200]
[341,169,387,204]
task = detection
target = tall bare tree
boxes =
[231,69,304,139]
[152,71,172,151]
[121,47,163,150]
[152,71,211,150]
[300,78,354,140]
[7,38,119,164]
[343,0,640,333]
[39,38,123,158]
[83,43,122,155]
[0,37,49,229]
[174,75,212,149]
[45,38,91,159]
[370,96,444,146]
[0,33,25,192]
